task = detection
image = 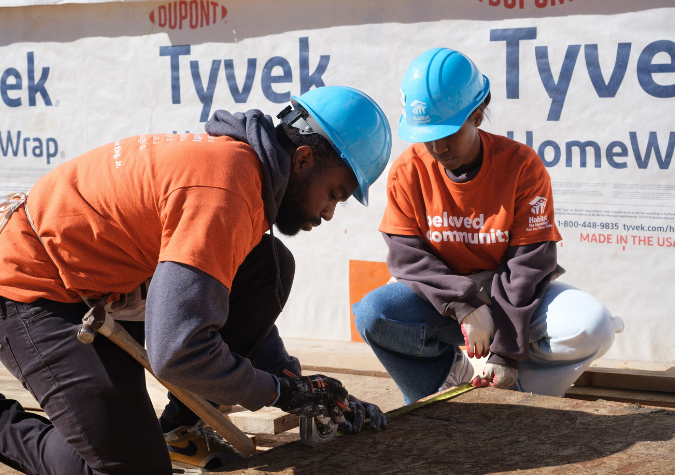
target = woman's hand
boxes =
[460,305,494,358]
[471,363,518,389]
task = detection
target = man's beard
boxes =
[275,179,321,237]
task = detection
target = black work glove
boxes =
[338,395,389,434]
[273,374,349,424]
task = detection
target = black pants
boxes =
[0,235,294,475]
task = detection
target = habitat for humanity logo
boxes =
[149,1,227,30]
[411,100,430,123]
[529,196,547,215]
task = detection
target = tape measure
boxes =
[338,384,475,436]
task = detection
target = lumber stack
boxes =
[567,367,675,408]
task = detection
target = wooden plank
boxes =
[574,366,675,393]
[220,388,675,474]
[224,406,299,435]
[566,386,675,408]
[301,365,391,379]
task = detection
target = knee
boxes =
[352,292,381,342]
[352,285,400,344]
[566,295,622,357]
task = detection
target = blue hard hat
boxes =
[279,86,392,206]
[398,48,490,143]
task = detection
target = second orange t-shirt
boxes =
[380,130,562,275]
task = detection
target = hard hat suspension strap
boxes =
[277,105,343,158]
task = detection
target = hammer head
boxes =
[76,297,108,344]
[299,416,338,447]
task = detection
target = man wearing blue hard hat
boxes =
[0,86,391,474]
[353,48,624,404]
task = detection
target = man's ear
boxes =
[291,145,315,175]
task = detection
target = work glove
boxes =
[274,374,349,424]
[460,305,494,358]
[471,363,519,389]
[338,395,389,434]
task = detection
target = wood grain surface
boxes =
[219,388,675,475]
[5,364,674,474]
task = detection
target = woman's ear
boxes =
[472,108,484,128]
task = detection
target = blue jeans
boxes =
[353,281,623,404]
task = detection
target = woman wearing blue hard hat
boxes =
[352,48,624,403]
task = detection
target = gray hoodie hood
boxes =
[205,109,290,225]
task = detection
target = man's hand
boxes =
[460,305,494,358]
[471,363,518,389]
[338,395,389,434]
[273,374,349,423]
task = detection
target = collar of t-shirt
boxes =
[444,154,484,183]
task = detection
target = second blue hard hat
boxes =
[398,48,490,143]
[282,86,392,206]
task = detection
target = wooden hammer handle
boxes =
[98,315,255,457]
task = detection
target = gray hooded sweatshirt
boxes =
[146,110,300,412]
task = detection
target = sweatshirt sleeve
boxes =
[250,325,302,378]
[487,241,558,368]
[384,232,486,322]
[146,261,276,411]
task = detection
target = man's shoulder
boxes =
[166,135,263,193]
[202,137,265,206]
[210,136,263,176]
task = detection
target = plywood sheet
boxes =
[220,388,675,475]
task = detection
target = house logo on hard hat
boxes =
[529,197,547,215]
[411,100,430,123]
[411,100,426,115]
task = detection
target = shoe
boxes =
[164,420,244,471]
[439,347,474,391]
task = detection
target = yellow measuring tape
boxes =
[338,384,474,435]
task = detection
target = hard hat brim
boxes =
[398,118,463,143]
[352,187,367,206]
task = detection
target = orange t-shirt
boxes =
[379,130,562,275]
[0,133,268,303]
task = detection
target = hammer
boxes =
[77,299,254,457]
